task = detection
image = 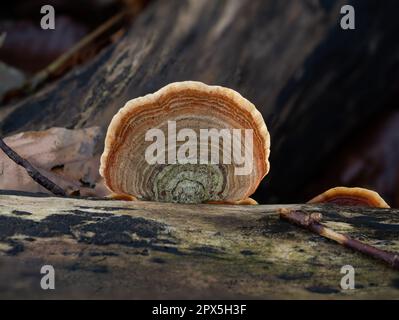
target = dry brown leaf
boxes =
[0,127,108,197]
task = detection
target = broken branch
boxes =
[279,208,399,270]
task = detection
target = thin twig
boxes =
[279,208,399,270]
[0,137,66,196]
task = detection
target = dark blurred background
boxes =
[1,0,399,206]
[0,0,127,73]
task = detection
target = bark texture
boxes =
[0,192,398,299]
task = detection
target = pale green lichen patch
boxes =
[0,242,13,253]
[323,221,354,232]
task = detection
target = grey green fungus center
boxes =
[153,164,225,203]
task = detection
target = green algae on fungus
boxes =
[153,164,225,204]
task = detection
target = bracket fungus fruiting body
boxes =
[100,81,270,204]
[308,187,390,208]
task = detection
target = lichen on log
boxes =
[0,192,398,299]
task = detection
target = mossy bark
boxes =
[0,192,398,299]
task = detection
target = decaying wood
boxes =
[3,0,399,203]
[0,192,398,299]
[3,127,397,270]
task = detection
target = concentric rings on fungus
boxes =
[100,81,270,204]
[308,187,390,208]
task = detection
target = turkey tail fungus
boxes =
[308,186,390,208]
[100,81,270,204]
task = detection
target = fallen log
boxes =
[0,192,398,299]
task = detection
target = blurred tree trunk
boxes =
[1,0,399,203]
